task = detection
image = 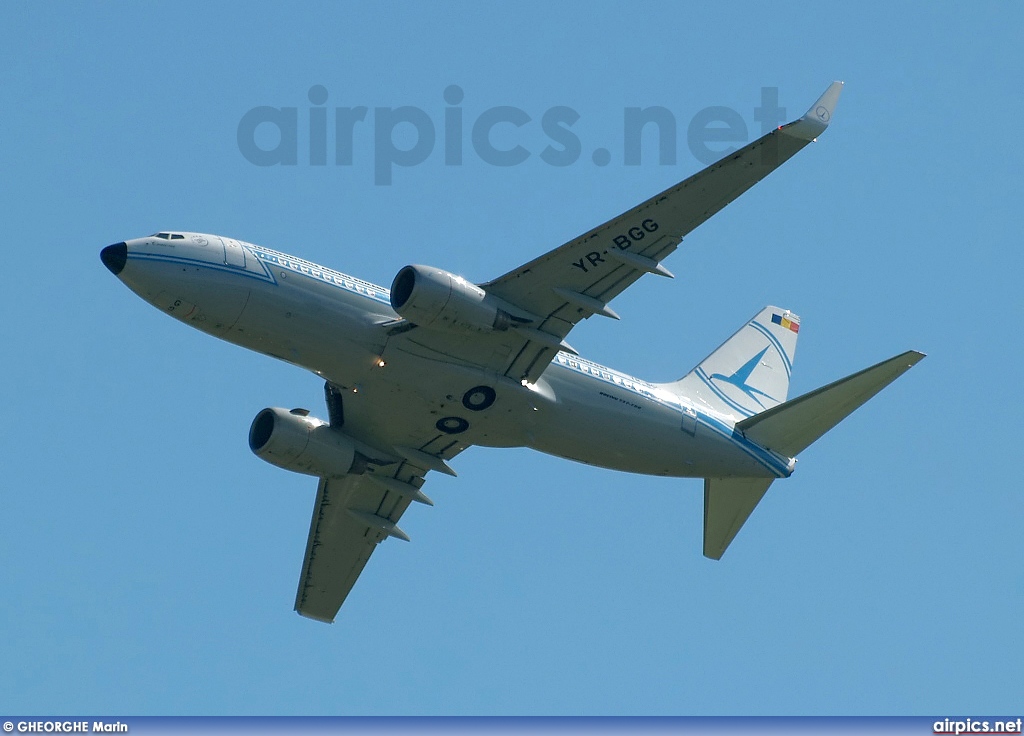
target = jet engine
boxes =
[390,264,516,332]
[249,407,359,478]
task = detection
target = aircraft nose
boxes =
[100,242,127,275]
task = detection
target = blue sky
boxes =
[1,1,1021,715]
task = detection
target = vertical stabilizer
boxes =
[663,306,800,418]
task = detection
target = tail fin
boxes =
[703,350,925,559]
[663,306,800,418]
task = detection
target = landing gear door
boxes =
[222,237,247,268]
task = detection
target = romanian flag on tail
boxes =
[771,312,800,333]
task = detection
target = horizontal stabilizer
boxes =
[704,477,775,559]
[737,350,925,457]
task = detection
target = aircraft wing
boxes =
[388,82,843,383]
[294,473,400,622]
[486,81,843,381]
[295,471,422,622]
[294,384,466,623]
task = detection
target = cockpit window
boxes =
[152,232,171,239]
[170,234,184,239]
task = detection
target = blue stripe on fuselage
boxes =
[128,244,395,308]
[127,250,277,284]
[248,246,392,306]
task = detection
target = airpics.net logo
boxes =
[236,85,791,185]
[933,718,1024,735]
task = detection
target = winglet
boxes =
[781,81,844,141]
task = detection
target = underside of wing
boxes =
[293,383,467,623]
[294,474,392,622]
[294,472,420,622]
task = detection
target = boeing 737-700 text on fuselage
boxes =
[101,82,923,622]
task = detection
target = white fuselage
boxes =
[109,233,793,480]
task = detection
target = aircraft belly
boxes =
[532,407,698,476]
[532,368,776,478]
[227,278,386,385]
[361,346,540,448]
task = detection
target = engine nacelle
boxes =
[390,264,513,332]
[248,407,357,478]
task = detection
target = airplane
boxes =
[100,81,923,623]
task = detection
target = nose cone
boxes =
[101,242,127,275]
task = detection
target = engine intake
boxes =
[249,407,358,478]
[390,264,514,332]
